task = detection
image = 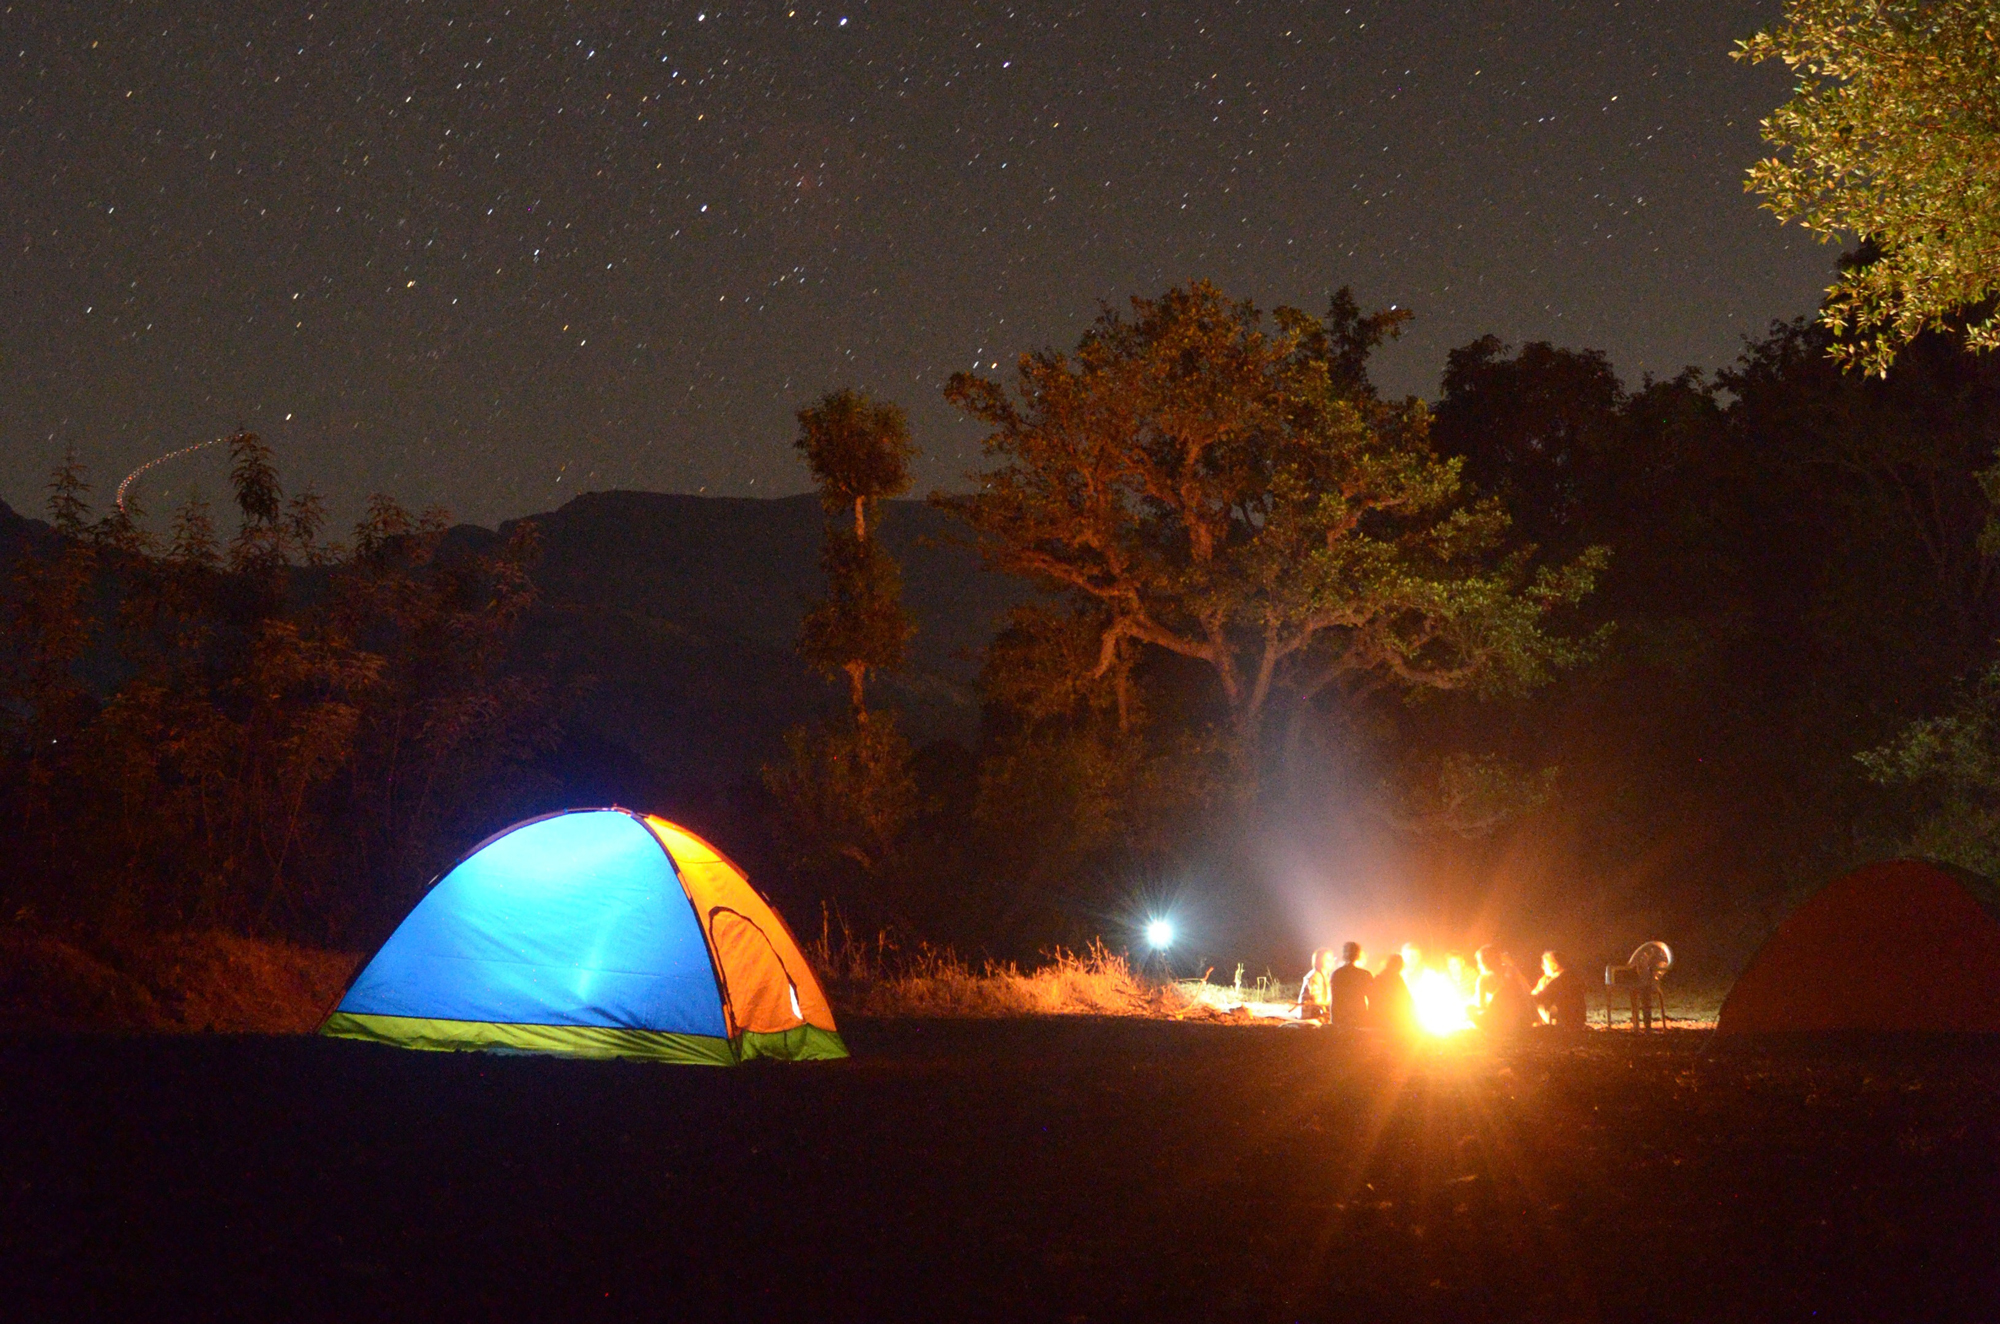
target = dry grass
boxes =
[842,942,1191,1019]
[805,909,1195,1019]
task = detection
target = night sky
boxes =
[4,1,1835,531]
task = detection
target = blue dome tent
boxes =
[320,809,846,1065]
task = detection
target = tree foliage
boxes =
[762,713,918,877]
[791,388,917,715]
[765,388,922,908]
[798,530,912,717]
[793,387,916,539]
[1378,752,1562,840]
[1858,660,2000,875]
[1433,337,1626,550]
[1739,0,2000,372]
[1415,317,2000,931]
[0,436,556,941]
[940,281,1605,767]
[958,600,1229,936]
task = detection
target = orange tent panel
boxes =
[643,817,838,1038]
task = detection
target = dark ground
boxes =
[3,1019,1997,1323]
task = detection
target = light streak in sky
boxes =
[115,437,227,514]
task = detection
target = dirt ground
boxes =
[3,1019,1996,1323]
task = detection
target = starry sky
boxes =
[3,1,1835,530]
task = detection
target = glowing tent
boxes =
[1715,860,2000,1035]
[320,809,846,1064]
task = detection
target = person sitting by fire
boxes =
[1296,948,1336,1023]
[1471,945,1535,1033]
[1371,952,1418,1032]
[1531,949,1588,1030]
[1327,941,1374,1027]
[1445,951,1475,1001]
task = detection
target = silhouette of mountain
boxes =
[489,491,1024,790]
[0,497,52,552]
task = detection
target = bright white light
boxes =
[1145,918,1174,950]
[1408,968,1473,1035]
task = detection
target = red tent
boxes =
[1716,860,2000,1034]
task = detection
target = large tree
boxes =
[1431,337,1627,553]
[1739,0,2000,372]
[939,281,1604,767]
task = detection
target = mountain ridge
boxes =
[489,489,1024,789]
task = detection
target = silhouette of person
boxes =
[1326,941,1374,1027]
[1445,951,1475,1001]
[1297,948,1336,1023]
[1371,952,1418,1033]
[1472,945,1535,1033]
[1532,950,1588,1031]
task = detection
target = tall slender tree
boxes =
[793,388,917,720]
[765,389,920,890]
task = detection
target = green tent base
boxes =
[322,1011,846,1066]
[737,1024,851,1062]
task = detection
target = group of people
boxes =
[1295,941,1588,1033]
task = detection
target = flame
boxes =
[1408,967,1474,1035]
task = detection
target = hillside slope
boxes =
[489,490,1023,790]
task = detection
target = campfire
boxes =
[1408,967,1474,1035]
